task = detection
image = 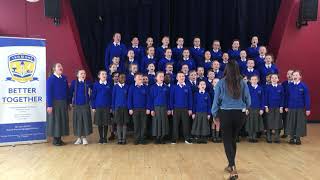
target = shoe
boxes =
[108,133,115,141]
[98,138,104,144]
[216,136,222,143]
[252,139,258,143]
[58,138,66,145]
[274,140,280,144]
[229,166,239,180]
[82,138,88,145]
[212,137,217,143]
[296,138,301,145]
[289,138,295,144]
[202,139,207,144]
[140,139,147,145]
[74,138,82,145]
[134,139,140,145]
[122,139,127,145]
[281,134,288,138]
[171,140,177,144]
[103,138,108,144]
[266,139,272,143]
[185,139,192,144]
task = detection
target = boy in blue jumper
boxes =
[141,46,156,74]
[158,48,175,72]
[247,36,260,58]
[178,48,196,71]
[189,37,205,67]
[227,39,241,60]
[142,37,154,56]
[203,51,212,74]
[220,53,229,72]
[124,50,139,73]
[254,46,267,68]
[210,40,223,62]
[147,63,156,86]
[112,73,130,144]
[285,71,311,145]
[165,63,176,84]
[126,64,139,86]
[242,59,260,80]
[211,60,223,79]
[172,37,184,61]
[128,73,149,145]
[258,54,279,85]
[105,33,127,69]
[128,37,144,65]
[156,36,170,60]
[170,72,193,144]
[237,50,247,74]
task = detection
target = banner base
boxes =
[0,139,47,147]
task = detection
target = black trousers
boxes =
[220,110,246,167]
[172,108,190,140]
[132,109,147,140]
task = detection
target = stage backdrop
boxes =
[0,36,46,146]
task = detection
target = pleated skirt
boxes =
[47,100,70,137]
[265,108,283,130]
[94,107,111,126]
[191,112,210,136]
[73,104,93,136]
[245,108,264,133]
[285,109,307,137]
[113,107,129,125]
[152,106,169,137]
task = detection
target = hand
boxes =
[259,110,264,115]
[207,115,211,120]
[47,107,53,114]
[279,107,283,113]
[146,110,150,115]
[92,109,96,113]
[129,110,133,115]
[265,106,269,113]
[192,114,195,119]
[285,108,289,112]
[151,111,155,117]
[245,109,249,115]
[167,110,171,115]
[306,111,311,116]
[188,110,192,116]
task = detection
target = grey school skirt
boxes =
[94,108,111,126]
[286,109,307,137]
[73,104,93,136]
[47,100,70,137]
[245,108,264,133]
[113,107,129,125]
[152,106,169,137]
[265,108,283,130]
[191,112,210,136]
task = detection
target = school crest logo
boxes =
[6,53,38,83]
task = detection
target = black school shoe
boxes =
[295,138,302,145]
[140,139,147,145]
[134,139,140,145]
[289,138,295,145]
[98,138,104,144]
[281,134,288,138]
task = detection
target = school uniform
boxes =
[258,64,279,85]
[281,80,293,135]
[147,73,156,86]
[285,81,310,138]
[166,72,177,84]
[170,83,193,142]
[246,84,265,139]
[148,83,171,138]
[191,91,211,136]
[172,46,184,61]
[236,59,247,74]
[178,58,196,71]
[91,81,112,126]
[112,83,130,125]
[104,42,127,69]
[158,57,176,72]
[254,55,265,69]
[124,59,139,73]
[205,79,214,93]
[186,79,198,95]
[247,46,260,58]
[203,60,212,74]
[189,46,205,67]
[219,61,228,72]
[156,46,168,60]
[264,84,284,142]
[242,68,260,79]
[128,45,144,64]
[141,55,156,74]
[126,72,135,86]
[213,69,223,79]
[69,80,93,137]
[210,49,223,62]
[227,49,241,60]
[128,84,148,142]
[46,74,70,144]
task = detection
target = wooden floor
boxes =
[0,124,320,180]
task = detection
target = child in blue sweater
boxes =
[156,36,170,60]
[246,36,260,58]
[104,33,127,69]
[147,63,156,86]
[126,64,138,86]
[158,48,175,72]
[210,40,223,62]
[211,60,223,79]
[141,46,156,74]
[178,48,196,71]
[259,54,279,85]
[220,53,229,72]
[172,37,184,61]
[189,37,205,66]
[242,59,260,80]
[254,46,267,68]
[228,39,241,60]
[285,70,311,145]
[281,69,294,138]
[128,37,144,64]
[203,51,212,74]
[237,50,247,74]
[112,73,129,144]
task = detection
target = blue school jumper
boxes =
[166,73,177,84]
[91,81,112,109]
[178,58,196,71]
[112,83,129,110]
[220,61,228,72]
[169,83,193,111]
[126,73,135,86]
[190,47,205,66]
[193,91,211,114]
[214,70,223,79]
[147,73,156,85]
[156,46,167,60]
[186,80,199,95]
[141,56,156,74]
[128,46,144,65]
[285,82,311,110]
[258,64,279,85]
[47,74,69,107]
[127,84,148,109]
[254,55,265,68]
[203,60,212,74]
[69,80,92,105]
[158,58,176,72]
[264,84,284,108]
[172,47,184,61]
[247,46,260,58]
[236,59,247,74]
[104,42,127,70]
[248,84,264,110]
[242,68,260,79]
[210,49,223,62]
[227,49,241,60]
[147,84,170,110]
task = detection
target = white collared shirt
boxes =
[162,45,168,49]
[156,83,163,87]
[54,73,62,78]
[265,64,272,68]
[247,68,254,72]
[199,90,205,94]
[212,49,219,53]
[135,83,143,87]
[252,84,258,89]
[177,82,186,88]
[190,80,197,85]
[294,81,301,85]
[272,83,278,87]
[194,46,200,49]
[147,55,154,59]
[118,83,125,88]
[128,58,135,63]
[99,80,107,85]
[132,45,138,48]
[241,58,247,62]
[260,55,266,58]
[113,42,120,46]
[205,59,211,63]
[148,72,155,76]
[78,79,84,83]
[183,57,189,61]
[177,45,183,49]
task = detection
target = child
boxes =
[179,48,196,71]
[112,73,130,144]
[186,70,198,95]
[105,32,127,69]
[128,36,144,64]
[148,72,171,144]
[210,78,222,143]
[210,40,222,62]
[158,48,175,72]
[181,64,189,77]
[237,50,247,74]
[196,66,207,82]
[242,59,260,80]
[126,63,139,86]
[170,72,193,144]
[259,54,279,85]
[141,46,156,74]
[110,56,124,73]
[220,53,229,72]
[285,71,311,145]
[145,37,154,49]
[189,37,205,66]
[211,60,223,79]
[147,63,156,85]
[247,36,260,58]
[69,69,93,145]
[128,73,149,145]
[203,51,212,73]
[165,63,176,84]
[206,69,215,92]
[46,63,69,146]
[246,75,264,142]
[91,70,112,144]
[156,36,170,60]
[124,49,139,72]
[108,63,118,83]
[254,46,267,68]
[264,74,284,143]
[172,37,184,61]
[191,80,211,144]
[281,69,294,138]
[142,74,149,86]
[227,39,241,60]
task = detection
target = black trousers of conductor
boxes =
[132,109,147,140]
[172,108,190,140]
[220,110,246,167]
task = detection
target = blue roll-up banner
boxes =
[0,36,47,146]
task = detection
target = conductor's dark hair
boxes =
[224,60,242,99]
